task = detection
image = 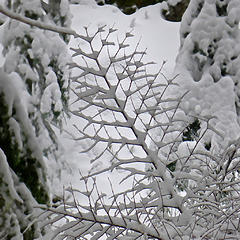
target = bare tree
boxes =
[36,26,240,240]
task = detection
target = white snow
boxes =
[0,2,239,239]
[175,0,240,149]
[2,2,240,237]
[54,2,181,198]
[4,48,19,73]
[60,0,69,17]
[69,2,180,74]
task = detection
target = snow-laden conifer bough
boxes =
[0,0,72,238]
[0,4,77,37]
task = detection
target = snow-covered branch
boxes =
[37,25,240,240]
[0,4,77,36]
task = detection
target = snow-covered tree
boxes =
[37,23,240,239]
[1,1,240,239]
[175,0,240,149]
[95,0,165,14]
[95,0,190,21]
[0,0,71,238]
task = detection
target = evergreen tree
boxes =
[175,0,240,149]
[0,0,71,238]
[95,0,190,21]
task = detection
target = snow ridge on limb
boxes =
[38,26,240,239]
[0,4,77,36]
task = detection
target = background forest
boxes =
[1,0,240,239]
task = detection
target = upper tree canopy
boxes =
[95,0,190,21]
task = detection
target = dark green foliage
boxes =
[180,1,203,40]
[13,33,68,124]
[204,141,211,151]
[183,32,189,39]
[193,42,206,56]
[182,118,201,141]
[23,226,35,240]
[9,148,49,204]
[220,61,227,76]
[0,93,44,238]
[182,118,211,152]
[48,0,70,42]
[25,10,39,20]
[162,0,190,22]
[96,0,165,14]
[49,59,69,110]
[0,94,48,204]
[192,1,203,19]
[1,1,70,238]
[216,2,228,17]
[96,0,190,22]
[166,160,177,172]
[6,0,21,11]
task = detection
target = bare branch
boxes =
[35,25,240,240]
